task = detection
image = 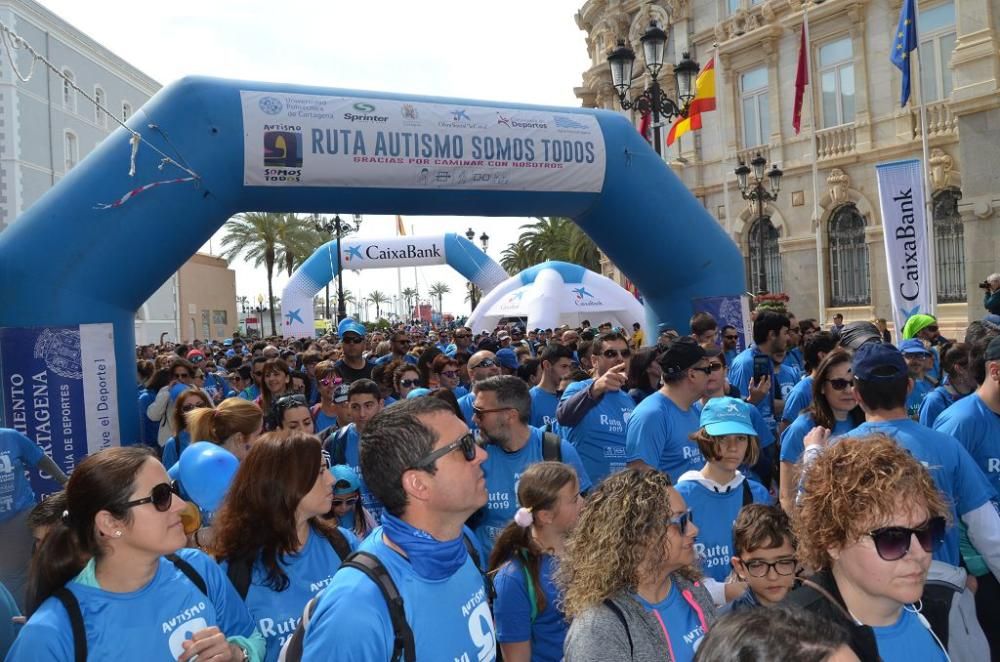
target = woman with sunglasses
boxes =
[257,359,292,429]
[210,433,358,662]
[779,349,865,513]
[392,363,423,402]
[146,358,197,447]
[310,361,344,432]
[432,354,469,398]
[12,446,262,661]
[161,389,214,469]
[560,469,717,662]
[786,435,951,661]
[327,464,375,540]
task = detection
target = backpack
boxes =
[225,527,353,600]
[541,431,562,462]
[54,554,207,662]
[322,426,353,466]
[281,533,487,662]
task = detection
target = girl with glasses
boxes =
[210,434,358,662]
[146,358,197,448]
[431,355,469,398]
[393,364,423,402]
[779,349,865,513]
[560,469,716,662]
[11,446,262,661]
[326,464,375,540]
[310,361,343,433]
[488,462,581,662]
[161,390,214,469]
[786,435,952,661]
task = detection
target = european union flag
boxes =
[890,0,919,106]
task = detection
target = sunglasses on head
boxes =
[868,516,946,561]
[827,377,855,391]
[123,481,180,513]
[276,394,308,410]
[332,497,358,508]
[399,378,421,388]
[668,510,694,535]
[602,349,631,359]
[471,358,497,369]
[412,432,478,469]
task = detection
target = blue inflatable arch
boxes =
[0,76,744,443]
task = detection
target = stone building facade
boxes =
[575,0,1000,333]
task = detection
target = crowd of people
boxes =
[2,306,1000,661]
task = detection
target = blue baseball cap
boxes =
[330,464,361,494]
[495,348,519,370]
[225,349,236,358]
[223,338,234,347]
[699,397,757,437]
[899,339,932,356]
[852,343,908,381]
[406,387,431,399]
[337,318,366,339]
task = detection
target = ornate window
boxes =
[740,67,769,148]
[746,216,782,293]
[933,188,965,302]
[919,2,956,102]
[828,205,870,305]
[818,37,855,128]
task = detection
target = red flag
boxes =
[638,110,652,144]
[793,24,808,134]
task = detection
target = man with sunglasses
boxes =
[556,332,635,483]
[374,330,419,367]
[333,318,376,384]
[625,338,714,482]
[457,351,502,432]
[728,311,789,438]
[448,327,473,357]
[301,397,496,661]
[720,325,741,367]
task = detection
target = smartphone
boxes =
[752,355,771,382]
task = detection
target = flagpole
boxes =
[395,215,404,320]
[912,0,937,317]
[804,2,826,327]
[712,2,733,237]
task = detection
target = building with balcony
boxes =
[575,0,1000,334]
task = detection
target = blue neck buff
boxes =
[381,512,468,581]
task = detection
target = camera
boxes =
[979,280,992,290]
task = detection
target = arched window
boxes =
[122,101,132,122]
[933,188,966,302]
[94,86,107,128]
[63,131,78,171]
[746,216,782,293]
[62,69,76,112]
[828,204,870,305]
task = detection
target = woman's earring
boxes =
[114,530,123,538]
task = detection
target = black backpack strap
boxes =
[541,432,562,462]
[323,427,350,466]
[742,479,753,507]
[53,587,87,662]
[166,553,208,596]
[343,551,415,662]
[281,594,321,662]
[602,599,634,659]
[320,526,353,562]
[462,532,495,605]
[225,556,253,600]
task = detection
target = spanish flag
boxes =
[666,58,716,147]
[395,214,406,236]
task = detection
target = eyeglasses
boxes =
[332,497,358,508]
[705,362,724,372]
[320,377,344,387]
[668,510,694,535]
[399,378,421,388]
[472,405,513,418]
[470,358,497,369]
[827,378,855,391]
[173,372,191,380]
[181,402,207,413]
[602,349,631,359]
[123,481,180,513]
[741,557,798,577]
[276,394,308,411]
[724,335,739,341]
[411,432,478,469]
[342,336,365,344]
[440,370,459,379]
[868,516,946,561]
[689,364,715,375]
[454,334,470,339]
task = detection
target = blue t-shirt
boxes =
[138,389,162,447]
[225,526,359,662]
[780,376,814,424]
[625,392,702,483]
[302,529,497,661]
[559,379,635,484]
[779,413,857,464]
[633,584,705,662]
[933,394,1000,495]
[6,548,257,660]
[774,363,800,402]
[906,379,934,419]
[475,427,592,552]
[785,347,804,374]
[919,386,959,428]
[840,419,996,566]
[674,477,771,582]
[872,608,949,662]
[239,384,260,401]
[0,428,45,522]
[723,348,739,368]
[334,423,385,523]
[728,347,777,435]
[373,353,418,367]
[160,430,191,470]
[492,554,566,662]
[0,580,20,659]
[459,391,478,432]
[452,385,470,399]
[312,408,338,434]
[529,387,560,429]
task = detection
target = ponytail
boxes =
[187,397,262,444]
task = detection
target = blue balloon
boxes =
[169,383,191,401]
[178,442,238,512]
[406,388,431,399]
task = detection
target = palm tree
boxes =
[500,216,601,273]
[429,282,451,317]
[220,212,284,333]
[465,283,483,312]
[367,291,389,320]
[401,287,417,317]
[276,214,325,277]
[500,242,534,274]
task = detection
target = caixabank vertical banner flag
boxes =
[0,323,118,496]
[875,159,932,339]
[691,295,752,351]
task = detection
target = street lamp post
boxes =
[315,213,363,323]
[607,21,700,156]
[465,228,491,311]
[734,153,783,294]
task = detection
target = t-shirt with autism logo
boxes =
[933,393,1000,495]
[625,392,702,484]
[301,530,497,661]
[780,376,814,424]
[633,584,705,662]
[222,525,359,662]
[6,548,258,660]
[559,379,634,484]
[0,428,44,522]
[528,387,560,429]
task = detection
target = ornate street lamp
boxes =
[315,214,363,322]
[735,153,783,294]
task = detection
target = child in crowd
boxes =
[326,464,375,540]
[726,504,799,612]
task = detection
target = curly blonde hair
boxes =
[556,469,695,619]
[794,434,949,571]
